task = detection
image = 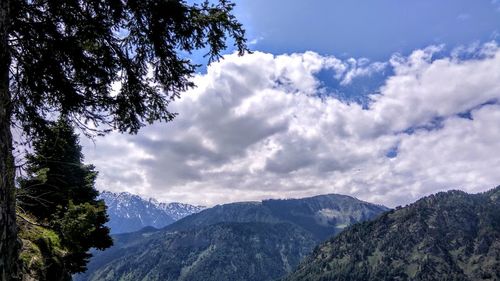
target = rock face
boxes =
[285,186,500,281]
[75,193,388,281]
[99,191,205,234]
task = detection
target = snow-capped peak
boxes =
[98,190,205,234]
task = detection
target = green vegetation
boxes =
[284,186,500,281]
[18,118,100,220]
[17,119,112,279]
[0,0,247,278]
[82,222,317,281]
[75,194,388,281]
[165,195,389,241]
[18,213,69,281]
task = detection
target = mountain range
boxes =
[99,191,205,234]
[285,186,500,281]
[76,193,388,281]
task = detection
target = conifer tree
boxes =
[18,118,112,274]
[19,119,97,219]
[0,0,247,278]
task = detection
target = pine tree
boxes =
[18,118,112,274]
[0,0,247,278]
[18,119,99,219]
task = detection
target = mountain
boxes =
[99,191,205,234]
[285,186,500,281]
[76,193,388,281]
[166,194,388,241]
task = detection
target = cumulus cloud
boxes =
[82,42,500,207]
[339,58,387,85]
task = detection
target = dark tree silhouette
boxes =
[18,118,113,274]
[18,118,100,220]
[0,0,247,279]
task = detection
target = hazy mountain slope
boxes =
[165,194,389,241]
[74,227,161,281]
[100,191,204,234]
[262,194,388,240]
[285,186,500,281]
[84,223,316,281]
[76,193,388,281]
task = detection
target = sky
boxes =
[82,0,500,207]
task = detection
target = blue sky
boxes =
[83,1,500,207]
[235,0,500,59]
[215,0,500,105]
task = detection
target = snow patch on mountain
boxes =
[99,191,205,234]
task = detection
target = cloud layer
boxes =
[82,43,500,207]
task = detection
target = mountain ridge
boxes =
[162,193,389,241]
[284,186,500,281]
[77,192,389,281]
[99,191,205,234]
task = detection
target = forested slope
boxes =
[285,186,500,281]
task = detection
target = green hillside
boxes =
[285,186,500,281]
[75,194,387,281]
[82,222,315,281]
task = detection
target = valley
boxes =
[75,193,388,281]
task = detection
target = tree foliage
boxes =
[53,201,111,273]
[18,119,98,219]
[0,0,247,278]
[18,118,112,274]
[9,0,248,136]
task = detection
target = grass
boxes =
[18,211,67,279]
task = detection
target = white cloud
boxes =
[248,36,264,45]
[340,58,387,85]
[369,44,500,133]
[82,43,500,207]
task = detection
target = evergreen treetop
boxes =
[18,118,113,275]
[0,0,247,278]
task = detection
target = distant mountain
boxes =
[285,186,500,281]
[166,194,388,241]
[99,191,205,234]
[76,193,388,281]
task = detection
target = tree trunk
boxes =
[0,0,19,279]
